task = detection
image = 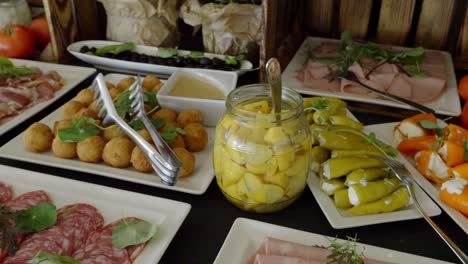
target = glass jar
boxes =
[0,0,31,29]
[214,84,311,213]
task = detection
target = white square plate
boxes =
[0,164,191,264]
[0,74,215,195]
[0,59,96,136]
[214,218,452,264]
[366,122,468,234]
[282,36,460,116]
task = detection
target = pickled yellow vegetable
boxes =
[329,115,363,130]
[222,158,246,188]
[348,187,410,215]
[248,184,285,203]
[264,171,288,189]
[310,146,330,172]
[348,178,401,206]
[316,131,377,151]
[320,178,346,196]
[224,184,247,201]
[334,188,352,208]
[241,100,270,113]
[345,168,390,186]
[264,126,290,146]
[275,149,295,171]
[331,149,383,158]
[320,157,385,179]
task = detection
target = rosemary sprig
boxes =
[326,236,364,264]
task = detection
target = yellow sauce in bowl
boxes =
[168,76,226,100]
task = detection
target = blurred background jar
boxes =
[0,0,31,28]
[214,84,311,213]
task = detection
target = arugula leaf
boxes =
[143,91,159,109]
[94,42,135,56]
[419,120,444,143]
[0,56,36,77]
[129,118,166,131]
[340,31,353,50]
[403,65,428,77]
[390,47,425,64]
[157,48,178,58]
[15,203,57,233]
[160,125,179,144]
[111,220,158,249]
[0,56,13,67]
[58,118,101,142]
[114,91,132,118]
[28,251,80,264]
[190,51,204,59]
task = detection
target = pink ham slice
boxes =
[386,75,413,99]
[253,254,323,264]
[73,217,147,264]
[0,182,13,204]
[3,203,104,264]
[406,76,446,102]
[0,191,51,262]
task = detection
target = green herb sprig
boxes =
[94,43,135,56]
[0,56,36,77]
[326,236,364,264]
[419,120,444,145]
[28,251,80,264]
[160,125,186,144]
[58,118,101,143]
[111,219,158,249]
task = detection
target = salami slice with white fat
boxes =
[0,182,13,204]
[3,203,104,264]
[74,217,147,264]
[0,191,51,263]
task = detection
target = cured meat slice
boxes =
[74,217,147,264]
[407,76,446,102]
[0,182,13,204]
[386,75,413,99]
[0,191,51,262]
[253,254,322,264]
[3,203,104,264]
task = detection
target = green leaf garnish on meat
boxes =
[0,56,36,77]
[28,251,80,264]
[111,219,158,249]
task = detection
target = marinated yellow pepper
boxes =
[348,178,401,206]
[320,157,386,179]
[348,187,410,215]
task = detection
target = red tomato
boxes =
[0,25,35,58]
[30,17,51,47]
[458,75,468,101]
[461,103,468,129]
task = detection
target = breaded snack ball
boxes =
[103,125,126,141]
[109,87,122,99]
[102,137,135,168]
[61,101,84,120]
[106,82,116,90]
[151,82,163,93]
[75,89,94,106]
[117,77,135,91]
[23,123,53,152]
[158,121,180,132]
[52,136,76,159]
[169,135,185,149]
[88,100,102,113]
[53,119,73,135]
[173,147,195,177]
[142,75,161,91]
[152,108,177,123]
[176,110,203,127]
[73,108,98,120]
[137,129,152,142]
[131,146,153,173]
[77,136,106,163]
[183,123,208,152]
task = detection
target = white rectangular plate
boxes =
[214,218,452,264]
[0,74,215,195]
[0,59,96,136]
[366,122,468,234]
[282,36,460,116]
[67,40,253,77]
[0,164,191,264]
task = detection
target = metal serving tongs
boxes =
[90,73,182,186]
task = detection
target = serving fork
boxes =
[368,154,468,264]
[90,73,182,186]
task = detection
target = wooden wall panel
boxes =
[339,0,372,39]
[459,7,468,58]
[415,0,455,49]
[305,0,335,37]
[74,0,105,40]
[376,0,416,45]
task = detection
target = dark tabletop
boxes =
[0,67,467,264]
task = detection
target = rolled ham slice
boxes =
[0,182,13,204]
[253,254,323,264]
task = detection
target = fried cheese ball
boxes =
[173,147,195,177]
[109,87,122,99]
[176,110,203,127]
[73,108,98,120]
[75,89,94,106]
[77,136,106,163]
[183,123,208,152]
[131,146,153,173]
[138,129,152,142]
[106,82,116,90]
[117,77,135,91]
[151,82,163,93]
[169,135,185,149]
[23,123,53,152]
[52,136,76,159]
[88,100,102,113]
[152,108,177,123]
[103,125,126,141]
[53,119,73,135]
[142,75,161,91]
[61,101,84,120]
[102,137,135,168]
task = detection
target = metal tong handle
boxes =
[341,71,435,114]
[91,74,180,186]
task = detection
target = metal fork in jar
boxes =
[368,154,468,264]
[90,73,182,186]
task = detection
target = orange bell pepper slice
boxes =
[438,140,465,167]
[397,135,437,156]
[448,163,468,180]
[439,181,468,216]
[415,150,450,185]
[444,124,468,146]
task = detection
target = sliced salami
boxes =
[3,203,104,264]
[0,182,13,204]
[0,191,51,263]
[74,217,147,264]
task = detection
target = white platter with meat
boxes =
[0,164,190,263]
[282,36,460,116]
[0,58,96,136]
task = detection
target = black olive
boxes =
[174,56,185,66]
[199,57,212,66]
[183,57,195,66]
[166,58,176,66]
[203,65,215,69]
[130,52,139,62]
[231,61,241,69]
[80,46,90,53]
[154,57,165,65]
[212,57,225,67]
[90,47,97,53]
